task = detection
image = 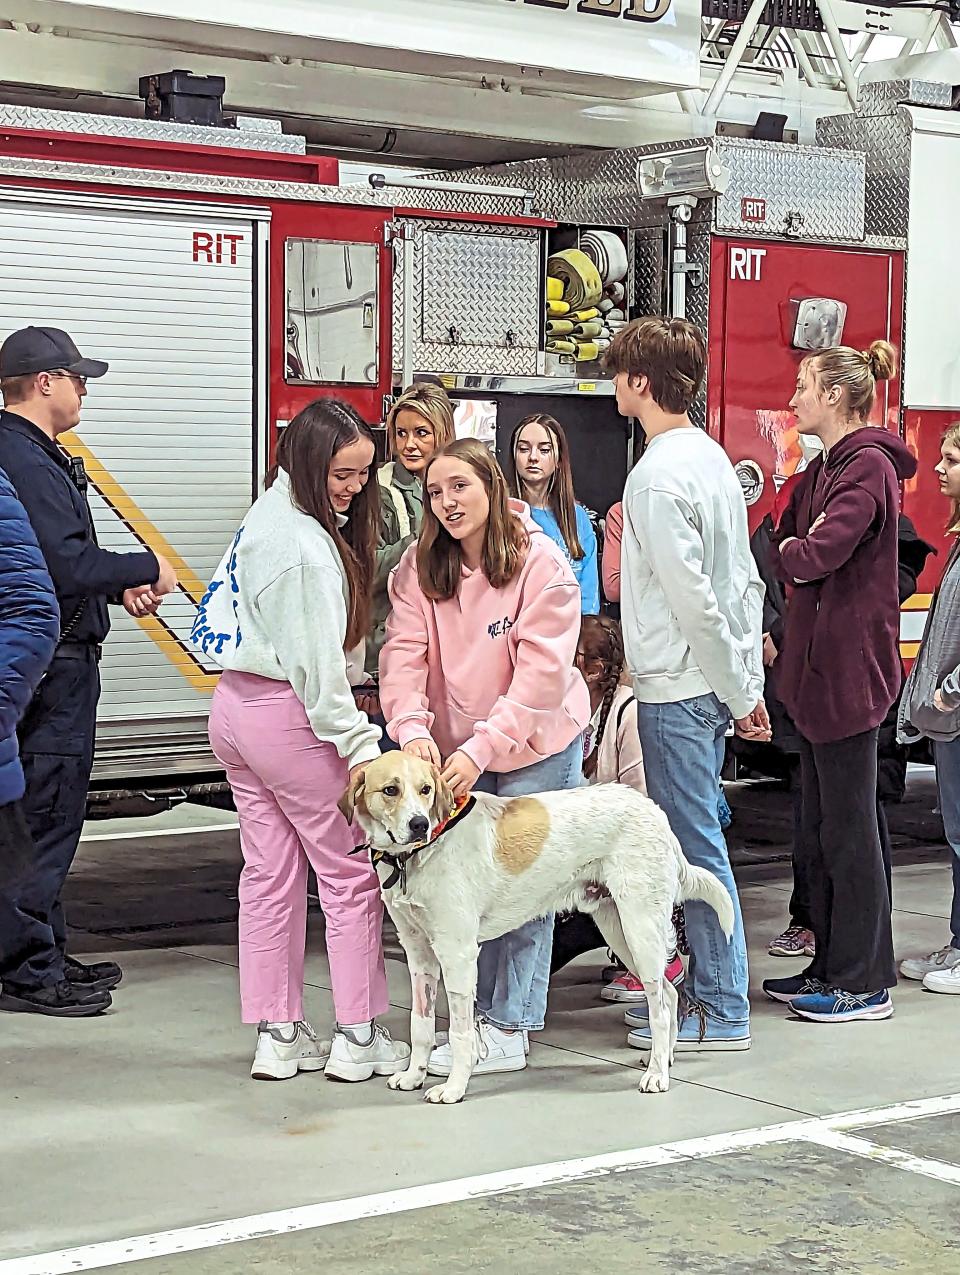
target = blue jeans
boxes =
[933,738,960,949]
[635,692,750,1027]
[474,735,583,1032]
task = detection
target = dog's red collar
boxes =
[424,794,475,845]
[353,795,477,892]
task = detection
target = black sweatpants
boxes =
[797,726,897,994]
[0,649,99,989]
[0,798,35,885]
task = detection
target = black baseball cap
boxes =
[0,327,108,379]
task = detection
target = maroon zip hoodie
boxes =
[775,427,917,745]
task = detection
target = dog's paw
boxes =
[387,1067,426,1092]
[638,1068,670,1094]
[424,1082,467,1105]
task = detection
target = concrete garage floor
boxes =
[1,776,959,1274]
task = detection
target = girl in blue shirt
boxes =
[508,413,599,614]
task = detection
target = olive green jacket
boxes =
[366,461,423,677]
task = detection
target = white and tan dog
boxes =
[341,751,734,1104]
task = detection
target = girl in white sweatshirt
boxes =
[193,399,409,1083]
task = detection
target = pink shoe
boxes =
[600,956,685,1003]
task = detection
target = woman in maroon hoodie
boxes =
[762,340,916,1025]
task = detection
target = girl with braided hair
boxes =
[579,614,643,789]
[550,616,686,1003]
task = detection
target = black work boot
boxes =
[0,979,112,1017]
[64,955,123,993]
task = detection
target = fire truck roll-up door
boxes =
[0,193,269,783]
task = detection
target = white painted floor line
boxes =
[80,822,238,843]
[3,1091,959,1275]
[806,1128,960,1187]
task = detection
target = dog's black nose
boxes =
[409,815,430,840]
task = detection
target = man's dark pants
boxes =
[0,648,98,989]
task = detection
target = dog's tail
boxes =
[677,856,735,941]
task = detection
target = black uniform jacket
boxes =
[0,410,159,645]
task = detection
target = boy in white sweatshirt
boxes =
[606,317,768,1053]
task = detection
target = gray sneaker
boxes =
[899,945,960,981]
[250,1020,330,1081]
[325,1023,411,1082]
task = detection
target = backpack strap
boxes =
[378,463,412,540]
[614,692,635,736]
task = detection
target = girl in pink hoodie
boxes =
[381,438,589,1078]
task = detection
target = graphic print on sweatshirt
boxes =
[191,526,245,657]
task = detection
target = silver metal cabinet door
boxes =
[419,228,541,350]
[285,239,378,385]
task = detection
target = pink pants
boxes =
[209,671,388,1026]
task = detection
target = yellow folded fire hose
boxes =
[547,249,603,311]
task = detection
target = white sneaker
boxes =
[922,964,960,995]
[899,946,960,981]
[325,1023,411,1083]
[250,1021,330,1081]
[427,1021,527,1077]
[436,1028,529,1055]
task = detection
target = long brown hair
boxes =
[386,383,455,458]
[265,398,378,648]
[508,414,584,560]
[943,421,960,536]
[417,439,528,601]
[579,615,625,780]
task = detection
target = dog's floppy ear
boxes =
[339,771,366,824]
[430,767,456,826]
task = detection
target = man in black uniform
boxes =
[0,327,176,1017]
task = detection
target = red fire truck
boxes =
[0,76,954,808]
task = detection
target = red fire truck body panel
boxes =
[268,201,395,430]
[707,236,906,532]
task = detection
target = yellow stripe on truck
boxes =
[61,432,210,605]
[59,432,219,692]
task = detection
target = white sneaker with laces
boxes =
[922,963,960,995]
[899,946,960,981]
[325,1023,411,1082]
[435,1028,529,1055]
[427,1021,527,1077]
[250,1021,330,1081]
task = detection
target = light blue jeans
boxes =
[635,692,750,1027]
[474,735,583,1032]
[933,738,960,949]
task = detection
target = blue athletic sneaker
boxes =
[762,974,826,1004]
[624,1002,650,1026]
[789,988,893,1023]
[627,1012,750,1053]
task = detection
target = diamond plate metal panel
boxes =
[817,97,913,421]
[423,136,868,242]
[393,218,541,378]
[0,154,375,205]
[817,108,912,241]
[633,229,665,318]
[0,104,306,153]
[714,139,865,241]
[420,229,540,349]
[684,221,713,432]
[858,79,954,113]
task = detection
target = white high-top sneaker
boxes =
[250,1021,330,1081]
[922,963,960,995]
[325,1024,412,1083]
[427,1021,527,1077]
